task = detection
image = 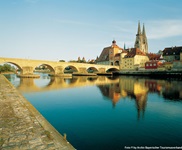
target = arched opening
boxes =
[0,62,22,87]
[87,67,98,73]
[64,65,78,74]
[0,62,22,75]
[106,68,119,73]
[114,61,120,66]
[34,64,55,77]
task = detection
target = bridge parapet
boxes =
[0,57,119,78]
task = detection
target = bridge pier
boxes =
[48,66,72,77]
[18,66,40,78]
[78,67,87,73]
[98,68,106,73]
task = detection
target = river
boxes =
[5,73,182,150]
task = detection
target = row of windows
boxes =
[146,63,157,66]
[124,62,133,65]
[123,66,132,68]
[165,52,176,55]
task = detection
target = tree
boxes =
[82,57,86,63]
[69,60,77,63]
[0,64,16,72]
[59,60,65,62]
[77,57,81,63]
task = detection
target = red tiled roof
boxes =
[124,48,146,58]
[147,53,161,60]
[122,49,128,53]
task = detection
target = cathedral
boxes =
[96,21,148,67]
[134,22,148,53]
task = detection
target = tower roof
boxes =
[142,23,146,37]
[124,48,146,58]
[137,21,141,35]
[124,43,126,50]
[112,40,116,44]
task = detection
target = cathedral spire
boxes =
[134,21,148,53]
[124,43,126,50]
[137,21,141,35]
[142,23,146,37]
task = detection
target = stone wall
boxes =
[0,74,75,150]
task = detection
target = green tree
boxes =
[0,64,15,72]
[77,57,81,63]
[59,60,65,62]
[82,57,86,63]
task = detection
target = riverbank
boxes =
[113,70,182,78]
[0,74,75,150]
[0,71,15,74]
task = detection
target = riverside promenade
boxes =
[0,75,75,150]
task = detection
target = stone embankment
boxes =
[113,70,182,78]
[0,74,75,150]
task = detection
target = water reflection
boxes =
[15,75,119,93]
[5,74,182,119]
[5,74,182,149]
[100,77,182,120]
[7,74,182,103]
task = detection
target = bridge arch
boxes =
[106,67,119,72]
[35,64,55,75]
[0,62,22,74]
[64,65,78,73]
[87,67,99,73]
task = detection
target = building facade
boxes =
[145,61,162,70]
[97,40,123,65]
[163,46,182,62]
[121,48,149,70]
[145,53,163,70]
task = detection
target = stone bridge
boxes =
[0,57,119,77]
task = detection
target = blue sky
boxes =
[0,0,182,61]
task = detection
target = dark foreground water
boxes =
[5,73,182,150]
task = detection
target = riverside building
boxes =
[96,40,123,66]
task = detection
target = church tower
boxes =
[134,21,148,53]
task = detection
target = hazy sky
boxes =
[0,0,182,61]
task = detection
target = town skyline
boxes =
[0,0,182,61]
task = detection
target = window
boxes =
[150,64,152,66]
[146,64,149,66]
[154,63,156,66]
